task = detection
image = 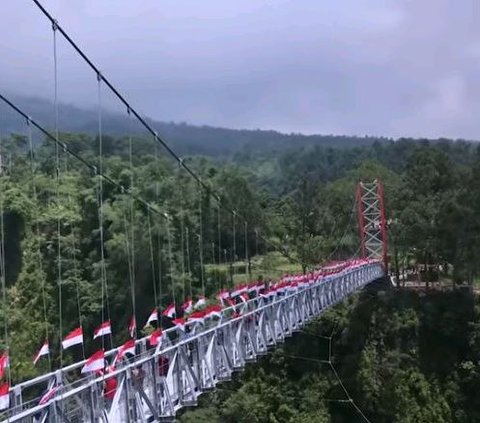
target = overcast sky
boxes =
[1,0,480,139]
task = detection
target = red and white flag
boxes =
[216,290,230,306]
[62,327,83,350]
[0,383,9,410]
[128,315,136,338]
[81,350,105,374]
[144,309,158,327]
[39,385,60,405]
[260,289,274,299]
[230,287,242,297]
[162,304,176,318]
[217,290,230,300]
[93,321,112,340]
[231,284,248,297]
[114,339,136,365]
[172,318,185,331]
[33,340,49,366]
[149,329,163,347]
[225,297,236,308]
[205,305,222,319]
[255,282,264,294]
[181,299,193,314]
[188,310,206,324]
[194,296,206,310]
[0,352,9,379]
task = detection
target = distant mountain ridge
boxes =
[1,95,469,158]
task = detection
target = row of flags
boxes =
[0,258,378,411]
[30,258,378,368]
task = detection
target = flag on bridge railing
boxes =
[216,290,230,307]
[93,321,112,340]
[38,385,60,405]
[0,352,9,379]
[144,309,158,327]
[181,299,193,314]
[113,339,136,365]
[0,383,9,410]
[194,296,206,310]
[128,316,136,338]
[81,350,105,374]
[62,327,83,350]
[224,297,236,308]
[33,340,49,366]
[205,304,222,319]
[188,310,206,324]
[149,329,163,347]
[260,288,275,299]
[162,304,176,318]
[172,318,185,331]
[231,284,247,298]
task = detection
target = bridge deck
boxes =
[3,262,384,422]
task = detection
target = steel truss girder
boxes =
[4,263,384,423]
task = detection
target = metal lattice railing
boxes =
[3,262,384,423]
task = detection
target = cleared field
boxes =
[205,251,303,285]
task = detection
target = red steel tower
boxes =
[356,180,388,270]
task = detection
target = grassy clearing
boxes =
[205,251,302,285]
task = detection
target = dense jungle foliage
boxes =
[3,100,480,421]
[180,288,478,423]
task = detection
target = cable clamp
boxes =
[52,19,58,32]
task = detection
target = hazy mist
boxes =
[1,0,479,140]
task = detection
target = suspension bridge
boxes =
[0,2,389,421]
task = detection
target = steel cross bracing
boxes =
[4,262,383,423]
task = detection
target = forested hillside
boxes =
[2,113,480,421]
[179,288,476,423]
[1,96,415,156]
